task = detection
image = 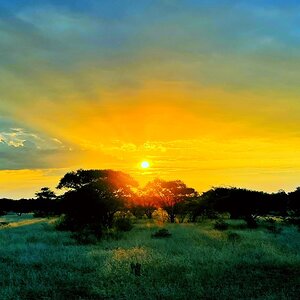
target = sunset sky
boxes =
[1,0,300,198]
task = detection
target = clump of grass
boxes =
[151,228,172,238]
[214,219,229,231]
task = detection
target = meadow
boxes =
[0,214,299,300]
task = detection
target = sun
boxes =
[140,161,150,169]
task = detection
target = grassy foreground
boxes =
[0,214,299,300]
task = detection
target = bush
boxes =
[245,216,258,229]
[71,229,99,245]
[152,208,169,224]
[0,210,7,217]
[114,217,133,232]
[151,228,172,238]
[266,224,282,235]
[56,214,101,232]
[227,232,242,243]
[214,219,229,231]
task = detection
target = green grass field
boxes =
[0,214,299,300]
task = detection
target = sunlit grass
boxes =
[0,214,299,299]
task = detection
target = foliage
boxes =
[56,169,138,238]
[71,229,99,245]
[114,217,133,232]
[266,224,282,235]
[33,187,58,217]
[141,179,197,223]
[152,208,169,224]
[227,231,242,243]
[197,187,278,226]
[214,219,229,231]
[151,228,172,238]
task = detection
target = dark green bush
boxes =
[214,219,229,231]
[245,216,258,229]
[71,229,99,245]
[266,224,282,235]
[56,215,100,232]
[0,221,9,226]
[114,217,133,232]
[227,232,241,243]
[151,228,172,238]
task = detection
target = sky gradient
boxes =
[1,0,300,198]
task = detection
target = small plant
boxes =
[227,232,241,243]
[152,208,169,224]
[214,219,229,231]
[151,228,172,238]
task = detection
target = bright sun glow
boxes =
[141,161,150,169]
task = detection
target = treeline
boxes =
[1,169,300,235]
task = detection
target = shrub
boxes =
[265,217,276,224]
[151,228,172,238]
[227,232,242,243]
[55,215,103,238]
[266,224,282,235]
[114,217,133,232]
[245,216,258,229]
[0,210,7,217]
[152,208,169,224]
[214,219,229,231]
[0,221,9,227]
[71,229,99,245]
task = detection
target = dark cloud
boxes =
[0,117,77,170]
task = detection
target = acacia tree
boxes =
[57,169,138,233]
[143,179,197,223]
[34,187,57,217]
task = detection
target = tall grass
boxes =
[0,214,299,299]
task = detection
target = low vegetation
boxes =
[1,168,300,299]
[0,214,299,299]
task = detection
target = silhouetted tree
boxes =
[34,187,57,217]
[57,169,138,234]
[288,187,300,218]
[198,187,270,227]
[143,179,197,223]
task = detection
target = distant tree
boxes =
[34,187,57,217]
[268,190,288,216]
[199,187,270,227]
[35,187,56,201]
[0,198,36,215]
[0,198,13,215]
[288,187,300,217]
[143,179,197,223]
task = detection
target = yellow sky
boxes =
[2,82,300,198]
